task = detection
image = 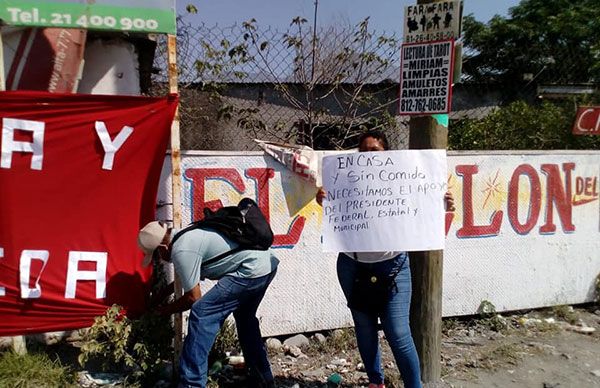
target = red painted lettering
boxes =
[573,176,598,206]
[575,177,585,195]
[507,164,541,234]
[184,167,306,247]
[455,164,502,238]
[539,163,575,233]
[184,168,246,217]
[445,212,454,236]
[585,177,597,196]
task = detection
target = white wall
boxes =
[158,150,600,336]
[77,39,140,95]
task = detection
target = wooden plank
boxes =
[167,33,184,374]
[11,335,27,355]
[0,28,5,91]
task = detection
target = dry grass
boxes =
[306,328,357,355]
[442,318,461,335]
[552,305,580,325]
[477,343,524,370]
[0,350,76,387]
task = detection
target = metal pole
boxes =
[167,33,184,375]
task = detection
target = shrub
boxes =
[78,304,173,385]
[209,319,239,364]
[450,100,600,151]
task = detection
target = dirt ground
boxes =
[227,304,600,388]
[435,306,600,388]
[26,304,600,387]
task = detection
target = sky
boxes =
[177,0,522,33]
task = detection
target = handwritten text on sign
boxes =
[321,150,447,252]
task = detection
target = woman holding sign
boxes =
[316,130,454,388]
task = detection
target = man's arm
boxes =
[150,281,175,307]
[154,284,202,315]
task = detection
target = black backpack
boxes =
[170,198,274,266]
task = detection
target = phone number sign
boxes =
[399,40,454,115]
[0,0,176,34]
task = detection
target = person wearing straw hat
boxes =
[137,221,278,388]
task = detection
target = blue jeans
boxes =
[337,253,422,388]
[179,270,277,388]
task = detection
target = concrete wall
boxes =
[158,150,600,336]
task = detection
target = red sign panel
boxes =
[0,91,178,336]
[572,106,600,135]
[4,28,87,93]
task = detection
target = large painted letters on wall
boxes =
[163,151,600,336]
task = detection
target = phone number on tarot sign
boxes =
[400,97,447,113]
[5,7,160,31]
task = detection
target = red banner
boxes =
[0,91,178,336]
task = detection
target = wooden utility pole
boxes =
[408,116,446,383]
[407,1,449,383]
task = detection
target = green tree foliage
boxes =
[455,0,600,151]
[449,100,600,150]
[462,0,600,85]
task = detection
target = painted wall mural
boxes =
[158,151,600,336]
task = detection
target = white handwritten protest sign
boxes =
[321,150,447,252]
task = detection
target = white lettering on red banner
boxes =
[65,251,107,299]
[1,118,45,170]
[0,91,177,336]
[95,121,134,170]
[19,250,49,299]
[1,118,136,171]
